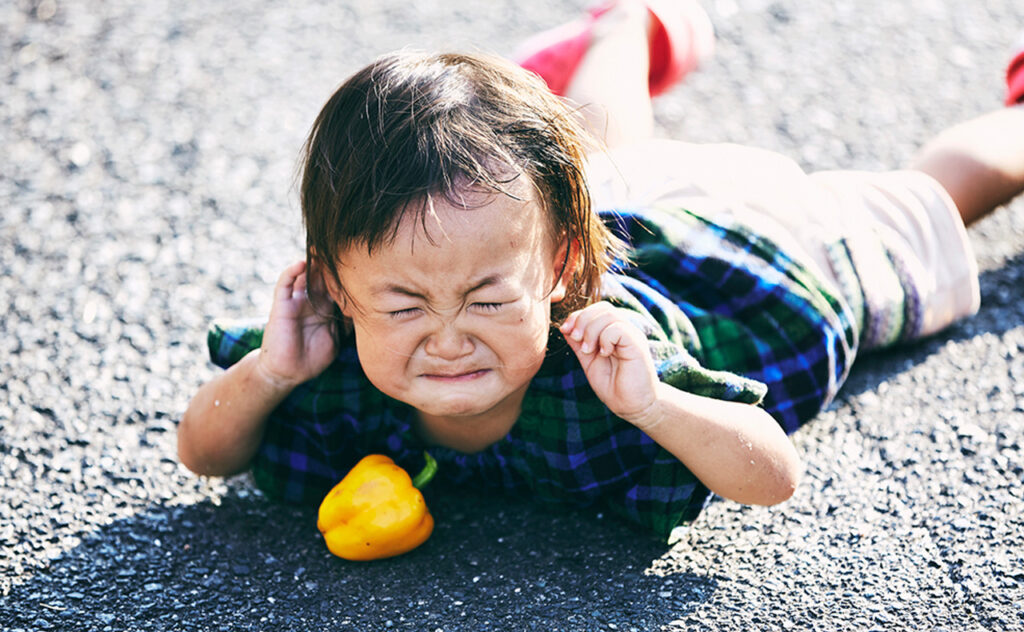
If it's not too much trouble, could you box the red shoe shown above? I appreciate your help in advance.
[515,0,714,97]
[1006,35,1024,105]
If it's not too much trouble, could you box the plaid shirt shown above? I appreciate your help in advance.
[207,205,856,540]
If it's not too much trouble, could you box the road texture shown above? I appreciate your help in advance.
[2,0,1023,630]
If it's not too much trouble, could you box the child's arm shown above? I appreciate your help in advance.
[178,261,338,476]
[559,303,802,506]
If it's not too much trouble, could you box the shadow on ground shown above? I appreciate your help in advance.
[0,485,718,631]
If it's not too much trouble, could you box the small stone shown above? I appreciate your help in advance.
[68,143,92,168]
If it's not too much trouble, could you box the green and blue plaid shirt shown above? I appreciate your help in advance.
[208,205,857,539]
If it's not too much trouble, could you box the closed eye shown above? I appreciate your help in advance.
[471,302,503,312]
[388,307,421,319]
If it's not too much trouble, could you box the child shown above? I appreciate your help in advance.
[179,1,1024,540]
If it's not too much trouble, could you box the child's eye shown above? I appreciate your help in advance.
[471,302,503,313]
[388,308,421,319]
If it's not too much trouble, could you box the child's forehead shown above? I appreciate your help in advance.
[335,190,558,280]
[349,184,555,256]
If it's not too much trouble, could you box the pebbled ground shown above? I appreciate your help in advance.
[2,0,1023,630]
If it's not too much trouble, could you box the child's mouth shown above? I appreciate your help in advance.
[422,369,490,382]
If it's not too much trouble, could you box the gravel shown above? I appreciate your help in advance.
[2,0,1023,630]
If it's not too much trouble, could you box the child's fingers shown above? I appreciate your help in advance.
[581,315,620,355]
[560,302,613,337]
[560,303,610,340]
[292,268,309,299]
[273,260,307,303]
[561,303,651,359]
[595,321,628,356]
[598,320,651,359]
[559,310,579,335]
[562,304,623,354]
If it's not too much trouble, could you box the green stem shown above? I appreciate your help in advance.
[411,451,437,489]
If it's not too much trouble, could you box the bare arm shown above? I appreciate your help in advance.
[178,260,338,476]
[626,382,801,505]
[178,349,296,476]
[559,303,802,505]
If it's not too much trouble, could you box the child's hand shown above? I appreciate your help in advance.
[257,260,338,389]
[559,303,660,426]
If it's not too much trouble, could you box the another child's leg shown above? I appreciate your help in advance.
[911,105,1024,227]
[562,3,656,149]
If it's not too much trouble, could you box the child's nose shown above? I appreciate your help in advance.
[424,323,474,360]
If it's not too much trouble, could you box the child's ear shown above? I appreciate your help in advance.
[324,276,354,318]
[309,258,349,316]
[549,236,580,304]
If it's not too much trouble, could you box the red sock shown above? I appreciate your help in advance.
[1006,49,1024,106]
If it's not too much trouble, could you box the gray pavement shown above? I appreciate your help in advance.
[2,0,1023,630]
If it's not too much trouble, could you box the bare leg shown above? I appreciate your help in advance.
[562,3,654,150]
[911,104,1024,226]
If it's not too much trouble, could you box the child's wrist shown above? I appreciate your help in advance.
[619,383,668,431]
[248,348,302,393]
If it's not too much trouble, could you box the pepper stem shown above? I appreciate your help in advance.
[411,451,437,489]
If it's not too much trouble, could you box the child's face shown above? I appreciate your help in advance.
[328,182,571,436]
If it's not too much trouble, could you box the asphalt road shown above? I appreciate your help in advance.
[2,0,1023,630]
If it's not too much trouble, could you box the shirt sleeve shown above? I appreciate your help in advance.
[601,205,857,434]
[205,319,416,506]
[206,318,265,368]
[588,277,768,539]
[601,275,768,406]
[601,442,712,540]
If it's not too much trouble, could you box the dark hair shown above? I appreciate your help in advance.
[300,50,623,325]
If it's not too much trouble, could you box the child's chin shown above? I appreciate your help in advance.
[418,397,494,419]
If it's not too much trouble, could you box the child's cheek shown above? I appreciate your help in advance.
[491,299,532,322]
[358,318,420,351]
[486,300,545,336]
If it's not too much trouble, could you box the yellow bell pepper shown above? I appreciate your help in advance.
[317,452,437,561]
